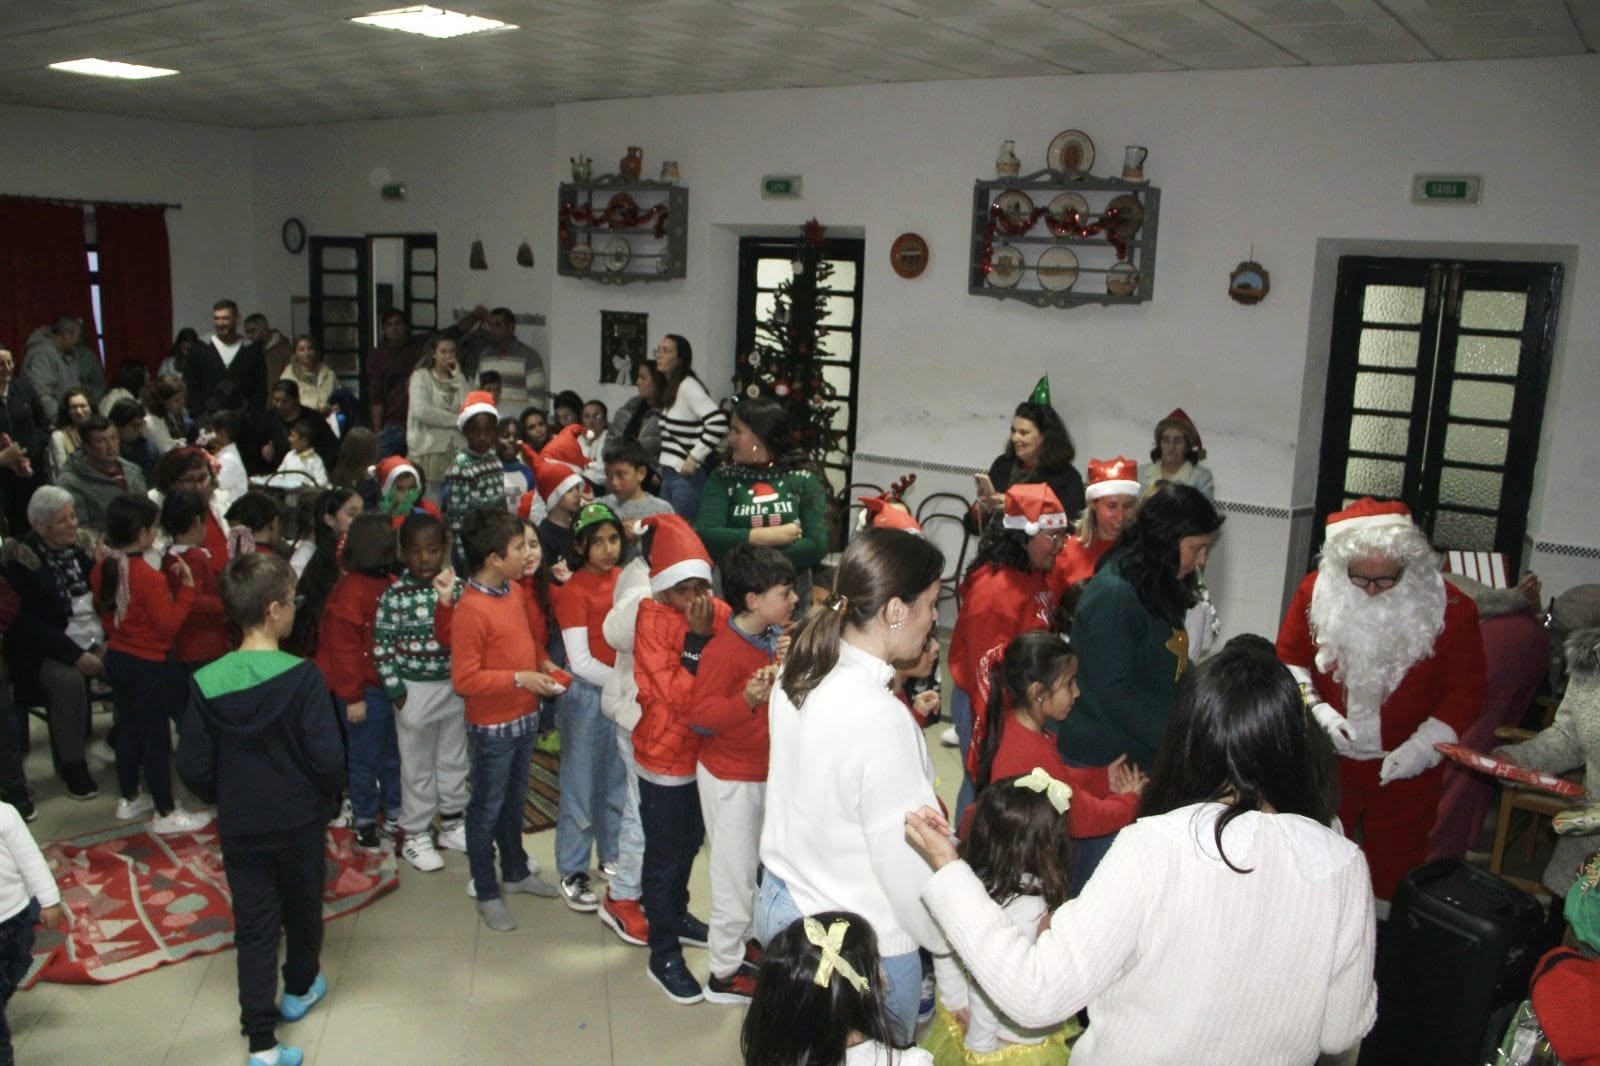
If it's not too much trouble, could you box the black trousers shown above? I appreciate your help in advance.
[222,824,325,1052]
[104,650,175,812]
[638,778,704,962]
[0,899,38,1066]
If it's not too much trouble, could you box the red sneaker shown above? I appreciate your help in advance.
[704,968,757,1005]
[599,890,649,946]
[741,938,764,972]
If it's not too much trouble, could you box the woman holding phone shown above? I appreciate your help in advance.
[968,378,1085,533]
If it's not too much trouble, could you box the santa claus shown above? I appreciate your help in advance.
[1276,498,1484,899]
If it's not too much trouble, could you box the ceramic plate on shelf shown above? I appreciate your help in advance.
[604,237,631,272]
[992,190,1035,235]
[987,244,1024,288]
[1106,261,1139,296]
[1036,247,1079,291]
[1047,129,1095,175]
[1045,192,1090,236]
[568,243,594,270]
[1106,194,1144,239]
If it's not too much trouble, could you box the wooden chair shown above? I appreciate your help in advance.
[1487,725,1581,897]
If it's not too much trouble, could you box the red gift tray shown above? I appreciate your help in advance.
[1435,742,1586,799]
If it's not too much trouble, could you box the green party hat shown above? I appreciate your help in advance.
[1028,375,1051,405]
[573,501,619,537]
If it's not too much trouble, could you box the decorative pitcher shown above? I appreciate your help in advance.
[620,146,643,179]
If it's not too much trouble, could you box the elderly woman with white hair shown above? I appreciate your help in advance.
[0,485,105,800]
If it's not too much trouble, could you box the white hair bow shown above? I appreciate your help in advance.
[1013,767,1073,814]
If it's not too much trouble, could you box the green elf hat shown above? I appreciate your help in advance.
[1028,375,1051,405]
[573,501,620,537]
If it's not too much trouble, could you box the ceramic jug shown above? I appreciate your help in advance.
[620,146,643,179]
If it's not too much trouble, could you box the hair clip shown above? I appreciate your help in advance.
[803,917,869,994]
[827,593,850,614]
[1013,767,1073,814]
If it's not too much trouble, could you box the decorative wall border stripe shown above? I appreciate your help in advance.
[1533,541,1600,561]
[1216,501,1292,519]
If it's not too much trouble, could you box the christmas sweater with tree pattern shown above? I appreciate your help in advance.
[373,571,459,701]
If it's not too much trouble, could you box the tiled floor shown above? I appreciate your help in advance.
[11,714,967,1065]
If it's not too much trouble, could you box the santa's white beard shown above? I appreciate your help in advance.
[1309,567,1446,720]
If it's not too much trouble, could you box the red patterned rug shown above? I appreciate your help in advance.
[24,823,397,987]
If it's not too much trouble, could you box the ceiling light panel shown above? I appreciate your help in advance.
[350,5,517,38]
[48,57,179,79]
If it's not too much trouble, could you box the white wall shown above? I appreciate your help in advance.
[245,54,1600,638]
[0,104,257,341]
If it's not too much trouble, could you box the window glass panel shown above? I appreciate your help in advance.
[1438,466,1503,512]
[1343,457,1405,498]
[321,299,359,325]
[321,246,359,271]
[821,362,852,398]
[1432,509,1497,551]
[1356,329,1419,369]
[1453,335,1519,377]
[755,292,778,326]
[816,329,853,360]
[323,274,358,298]
[411,276,436,300]
[1458,290,1526,332]
[323,352,359,375]
[1447,380,1515,422]
[412,306,438,328]
[1347,414,1410,457]
[1353,372,1416,413]
[824,259,857,292]
[1442,423,1508,466]
[87,251,100,271]
[820,295,855,328]
[1362,284,1424,325]
[323,327,359,352]
[756,259,793,289]
[410,247,436,272]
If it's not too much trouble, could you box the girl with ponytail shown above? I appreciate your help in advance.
[759,528,947,1044]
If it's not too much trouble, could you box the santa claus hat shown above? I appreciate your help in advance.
[534,453,585,510]
[541,423,587,469]
[1162,407,1202,448]
[858,496,923,535]
[638,514,713,593]
[1085,456,1141,502]
[370,456,420,495]
[1325,497,1414,541]
[456,390,499,430]
[1001,483,1069,536]
[516,490,539,520]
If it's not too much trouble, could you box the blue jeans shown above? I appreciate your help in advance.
[466,727,536,902]
[377,423,407,459]
[346,686,401,827]
[659,466,708,522]
[554,678,625,879]
[754,871,923,1045]
[951,686,975,827]
[611,728,646,901]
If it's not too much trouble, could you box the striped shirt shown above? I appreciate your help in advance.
[657,375,728,468]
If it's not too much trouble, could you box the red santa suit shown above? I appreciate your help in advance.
[1276,502,1486,899]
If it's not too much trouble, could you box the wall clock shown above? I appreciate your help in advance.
[282,217,306,255]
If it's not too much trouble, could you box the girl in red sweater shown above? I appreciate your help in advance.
[160,490,231,684]
[316,513,399,850]
[92,494,210,834]
[968,631,1146,855]
[551,502,627,911]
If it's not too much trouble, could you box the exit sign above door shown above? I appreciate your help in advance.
[1411,174,1482,205]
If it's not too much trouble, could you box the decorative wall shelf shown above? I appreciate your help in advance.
[558,175,687,285]
[969,168,1159,308]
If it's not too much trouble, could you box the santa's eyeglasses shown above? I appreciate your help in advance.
[1347,569,1403,591]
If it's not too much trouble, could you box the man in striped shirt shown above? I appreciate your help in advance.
[458,307,548,416]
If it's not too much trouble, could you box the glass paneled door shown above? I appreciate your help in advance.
[308,237,370,405]
[1313,257,1561,572]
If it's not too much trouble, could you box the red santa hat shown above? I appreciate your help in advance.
[858,496,923,535]
[1163,407,1202,448]
[1324,497,1414,541]
[541,423,587,469]
[638,514,713,593]
[1001,483,1069,536]
[456,390,499,430]
[370,455,421,495]
[1084,456,1141,502]
[516,490,540,520]
[534,453,585,510]
[750,481,780,505]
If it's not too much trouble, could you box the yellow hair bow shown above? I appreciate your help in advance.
[1013,767,1073,814]
[803,917,869,994]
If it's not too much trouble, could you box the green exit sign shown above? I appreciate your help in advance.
[1412,173,1481,205]
[761,174,802,199]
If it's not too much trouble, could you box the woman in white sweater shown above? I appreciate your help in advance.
[906,637,1378,1066]
[405,335,467,497]
[759,527,948,1044]
[651,334,728,520]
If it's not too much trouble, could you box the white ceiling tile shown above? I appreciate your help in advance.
[1568,0,1600,48]
[1253,19,1436,62]
[1202,0,1391,24]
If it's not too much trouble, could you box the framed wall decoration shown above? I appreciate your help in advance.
[600,310,649,385]
[890,233,929,279]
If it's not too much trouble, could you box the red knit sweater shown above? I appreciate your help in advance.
[316,571,392,701]
[164,545,229,664]
[451,581,550,727]
[689,623,773,782]
[92,555,195,662]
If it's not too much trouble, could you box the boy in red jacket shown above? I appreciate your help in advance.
[451,508,565,931]
[631,514,730,1005]
[689,544,796,1004]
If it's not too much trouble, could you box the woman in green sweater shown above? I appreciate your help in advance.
[694,396,829,594]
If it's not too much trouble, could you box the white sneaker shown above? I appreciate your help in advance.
[330,798,353,828]
[401,834,444,872]
[939,726,959,748]
[151,807,213,835]
[436,821,467,853]
[116,793,154,821]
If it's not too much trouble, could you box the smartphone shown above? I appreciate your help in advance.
[974,472,995,497]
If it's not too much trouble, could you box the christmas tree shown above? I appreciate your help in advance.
[736,218,845,467]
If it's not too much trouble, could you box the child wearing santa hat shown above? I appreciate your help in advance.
[530,451,590,572]
[443,391,511,570]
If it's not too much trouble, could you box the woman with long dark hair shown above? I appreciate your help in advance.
[613,359,666,461]
[653,334,729,520]
[969,382,1085,532]
[906,638,1374,1065]
[757,528,946,1044]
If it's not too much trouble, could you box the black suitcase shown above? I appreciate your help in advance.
[1359,858,1551,1066]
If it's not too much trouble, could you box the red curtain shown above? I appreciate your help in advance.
[95,203,172,380]
[0,197,94,364]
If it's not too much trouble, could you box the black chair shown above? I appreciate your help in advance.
[916,492,974,610]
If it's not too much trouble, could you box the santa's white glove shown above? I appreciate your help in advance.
[1379,717,1456,786]
[1309,702,1355,755]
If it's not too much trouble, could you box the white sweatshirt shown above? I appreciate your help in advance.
[932,891,1056,1053]
[760,640,947,957]
[0,804,60,922]
[922,803,1377,1066]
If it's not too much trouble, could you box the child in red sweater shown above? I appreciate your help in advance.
[91,494,210,834]
[315,512,399,851]
[452,509,565,931]
[161,490,231,687]
[552,502,626,912]
[689,544,796,1004]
